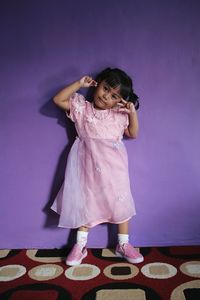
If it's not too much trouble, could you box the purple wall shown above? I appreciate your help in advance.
[1,0,200,248]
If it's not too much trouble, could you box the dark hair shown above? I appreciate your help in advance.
[95,68,139,110]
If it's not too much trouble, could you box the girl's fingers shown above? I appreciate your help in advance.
[91,80,98,86]
[80,76,97,87]
[84,76,91,82]
[118,108,130,114]
[117,100,129,107]
[120,98,127,104]
[87,77,93,83]
[130,102,136,112]
[117,102,125,107]
[119,100,136,112]
[117,102,136,114]
[85,77,97,86]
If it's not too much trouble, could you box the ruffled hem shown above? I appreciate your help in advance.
[55,214,136,229]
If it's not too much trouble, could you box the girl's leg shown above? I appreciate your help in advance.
[118,220,129,234]
[77,226,89,249]
[116,220,144,264]
[66,225,89,266]
[79,226,89,232]
[118,221,129,245]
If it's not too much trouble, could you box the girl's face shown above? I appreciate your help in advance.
[93,80,122,110]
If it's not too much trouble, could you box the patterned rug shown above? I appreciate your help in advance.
[0,246,200,300]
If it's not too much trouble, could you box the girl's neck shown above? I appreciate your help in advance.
[92,102,106,110]
[92,103,111,120]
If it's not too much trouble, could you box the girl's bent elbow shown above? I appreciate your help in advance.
[129,129,139,139]
[130,134,137,139]
[125,131,137,139]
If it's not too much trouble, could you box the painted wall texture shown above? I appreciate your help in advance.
[0,0,200,248]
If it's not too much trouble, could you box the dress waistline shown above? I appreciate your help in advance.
[76,136,123,142]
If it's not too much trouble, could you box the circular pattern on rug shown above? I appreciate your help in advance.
[26,249,65,263]
[158,246,200,260]
[28,264,63,281]
[81,282,162,300]
[170,279,200,300]
[0,283,72,300]
[103,262,139,280]
[0,265,26,282]
[141,262,177,279]
[0,250,21,260]
[0,250,10,258]
[180,261,200,278]
[65,264,100,281]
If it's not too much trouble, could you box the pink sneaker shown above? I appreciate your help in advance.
[65,244,88,266]
[115,243,144,264]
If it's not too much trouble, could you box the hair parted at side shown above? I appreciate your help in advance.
[95,67,139,110]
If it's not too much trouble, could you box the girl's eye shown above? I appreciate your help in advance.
[112,94,118,99]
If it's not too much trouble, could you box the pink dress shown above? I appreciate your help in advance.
[51,93,136,228]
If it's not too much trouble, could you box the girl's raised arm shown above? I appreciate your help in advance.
[53,80,81,112]
[117,99,139,139]
[53,76,97,112]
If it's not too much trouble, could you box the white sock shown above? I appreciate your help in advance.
[118,233,129,245]
[77,230,88,249]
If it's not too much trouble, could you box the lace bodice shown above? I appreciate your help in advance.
[67,93,128,140]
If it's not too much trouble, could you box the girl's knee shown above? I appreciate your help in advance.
[79,226,89,232]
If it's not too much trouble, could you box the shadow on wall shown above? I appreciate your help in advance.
[38,69,78,248]
[40,97,77,225]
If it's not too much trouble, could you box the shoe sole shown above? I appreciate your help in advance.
[66,250,88,266]
[115,251,144,264]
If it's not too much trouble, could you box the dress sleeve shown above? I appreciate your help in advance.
[118,112,129,130]
[66,92,86,122]
[123,114,129,129]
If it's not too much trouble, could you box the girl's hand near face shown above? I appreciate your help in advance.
[117,98,136,115]
[79,76,98,88]
[53,76,97,112]
[117,98,138,138]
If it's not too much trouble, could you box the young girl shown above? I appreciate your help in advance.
[51,67,144,266]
